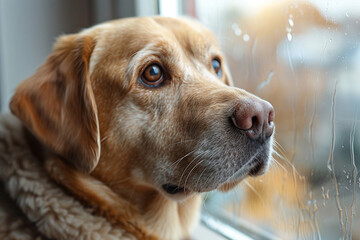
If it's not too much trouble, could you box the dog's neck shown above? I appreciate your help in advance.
[90,167,202,239]
[23,128,202,239]
[44,155,201,240]
[139,191,201,239]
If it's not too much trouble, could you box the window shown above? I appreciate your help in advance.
[1,1,358,239]
[169,0,360,239]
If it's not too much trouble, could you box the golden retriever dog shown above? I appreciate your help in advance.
[9,17,275,239]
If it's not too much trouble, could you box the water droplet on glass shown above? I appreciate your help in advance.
[286,27,292,33]
[243,34,250,42]
[232,23,238,30]
[235,28,242,36]
[287,33,292,41]
[314,202,318,212]
[329,38,332,42]
[346,13,350,18]
[288,18,294,27]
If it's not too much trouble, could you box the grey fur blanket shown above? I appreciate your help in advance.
[0,113,135,240]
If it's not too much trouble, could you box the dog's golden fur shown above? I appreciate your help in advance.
[9,17,274,239]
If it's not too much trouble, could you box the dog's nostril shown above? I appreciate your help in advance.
[251,116,259,128]
[231,112,252,130]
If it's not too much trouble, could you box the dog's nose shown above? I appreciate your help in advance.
[231,98,275,140]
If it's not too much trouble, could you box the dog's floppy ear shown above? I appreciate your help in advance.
[10,34,100,173]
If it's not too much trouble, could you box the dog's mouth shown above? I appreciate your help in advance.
[248,160,267,176]
[162,159,268,196]
[161,142,272,198]
[162,184,185,194]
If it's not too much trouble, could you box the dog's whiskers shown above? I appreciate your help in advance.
[271,152,288,173]
[273,140,288,158]
[177,152,204,191]
[243,179,266,206]
[168,139,195,147]
[195,167,208,192]
[273,139,282,148]
[273,149,298,172]
[272,144,302,177]
[184,159,206,192]
[170,149,196,169]
[197,166,212,210]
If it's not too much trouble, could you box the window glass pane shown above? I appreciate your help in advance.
[185,0,360,239]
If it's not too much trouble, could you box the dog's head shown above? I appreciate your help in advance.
[10,17,274,201]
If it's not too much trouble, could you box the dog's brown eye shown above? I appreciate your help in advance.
[212,58,222,77]
[141,64,163,86]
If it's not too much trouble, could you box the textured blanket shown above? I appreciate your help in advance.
[0,113,136,240]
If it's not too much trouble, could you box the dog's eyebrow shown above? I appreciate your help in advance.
[125,42,185,80]
[125,44,164,80]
